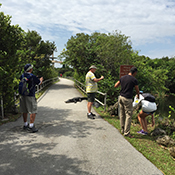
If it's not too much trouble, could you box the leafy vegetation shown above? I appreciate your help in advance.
[57,64,74,77]
[0,7,58,114]
[59,31,175,106]
[157,105,175,140]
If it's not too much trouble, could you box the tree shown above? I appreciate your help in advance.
[0,12,24,111]
[60,30,172,106]
[60,31,134,104]
[146,56,175,93]
[18,30,57,80]
[0,8,57,113]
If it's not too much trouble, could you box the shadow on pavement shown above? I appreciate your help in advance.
[0,144,95,175]
[0,105,104,175]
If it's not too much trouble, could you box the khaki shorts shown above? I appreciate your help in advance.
[87,93,96,102]
[20,96,37,114]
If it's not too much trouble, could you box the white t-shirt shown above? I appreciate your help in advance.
[133,94,157,112]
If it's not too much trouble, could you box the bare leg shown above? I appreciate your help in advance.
[138,114,144,130]
[28,113,38,132]
[30,113,36,124]
[142,117,148,132]
[23,113,28,122]
[138,110,149,132]
[87,102,93,113]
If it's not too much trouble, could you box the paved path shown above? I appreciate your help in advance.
[0,78,163,175]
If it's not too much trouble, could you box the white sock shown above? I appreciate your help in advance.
[24,122,28,126]
[88,113,91,115]
[29,123,34,128]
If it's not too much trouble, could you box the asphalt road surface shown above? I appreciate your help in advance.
[0,78,163,175]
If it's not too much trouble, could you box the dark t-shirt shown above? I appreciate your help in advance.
[119,75,138,99]
[20,72,40,97]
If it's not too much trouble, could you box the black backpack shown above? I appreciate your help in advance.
[142,93,155,102]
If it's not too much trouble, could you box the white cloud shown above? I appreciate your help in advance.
[1,0,175,58]
[140,47,175,59]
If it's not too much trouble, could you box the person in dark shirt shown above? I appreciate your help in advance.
[20,64,43,133]
[114,67,139,138]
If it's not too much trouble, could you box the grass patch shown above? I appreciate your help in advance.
[94,106,175,175]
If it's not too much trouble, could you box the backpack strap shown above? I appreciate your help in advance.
[25,73,32,80]
[24,73,33,92]
[21,73,25,78]
[139,94,145,102]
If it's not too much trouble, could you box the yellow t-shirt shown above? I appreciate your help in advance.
[86,71,98,93]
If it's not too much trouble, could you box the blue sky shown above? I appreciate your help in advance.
[1,0,175,67]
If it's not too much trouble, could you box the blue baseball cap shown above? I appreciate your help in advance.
[24,64,33,72]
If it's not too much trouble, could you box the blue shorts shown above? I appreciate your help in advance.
[143,110,155,115]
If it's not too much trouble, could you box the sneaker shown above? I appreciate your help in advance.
[87,113,95,119]
[124,134,134,138]
[23,124,29,130]
[28,125,38,133]
[91,112,96,116]
[137,129,148,135]
[143,131,148,135]
[137,129,143,134]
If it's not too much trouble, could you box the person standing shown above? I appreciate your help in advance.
[19,64,43,132]
[86,65,104,119]
[114,67,139,138]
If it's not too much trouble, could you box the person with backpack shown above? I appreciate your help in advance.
[19,64,43,133]
[133,91,157,135]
